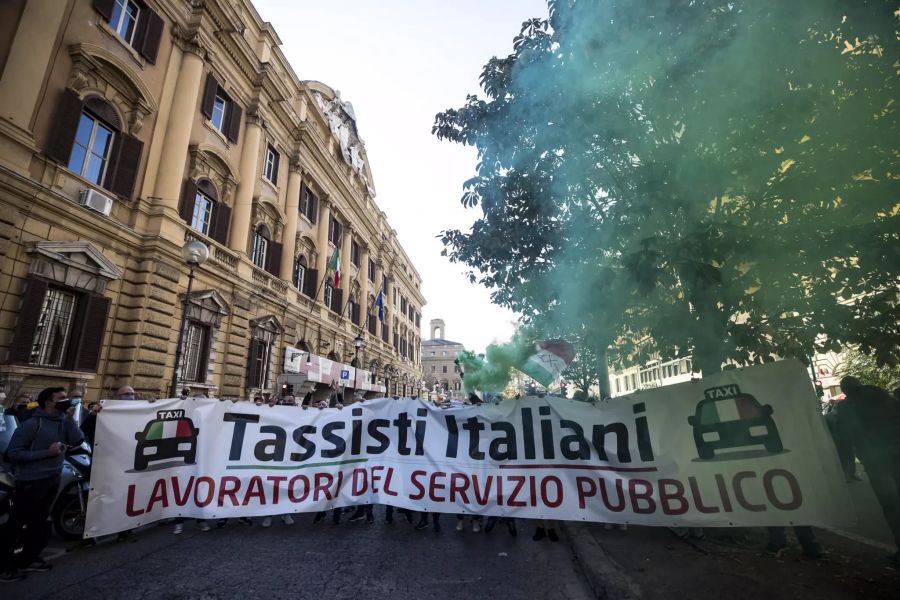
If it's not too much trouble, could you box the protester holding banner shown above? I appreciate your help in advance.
[835,376,900,561]
[415,511,442,532]
[1,387,84,583]
[83,361,852,541]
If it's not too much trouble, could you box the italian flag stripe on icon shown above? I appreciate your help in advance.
[146,420,191,440]
[146,421,164,440]
[735,396,761,418]
[176,420,192,437]
[710,397,760,422]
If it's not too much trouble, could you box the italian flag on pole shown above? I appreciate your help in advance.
[328,247,341,287]
[519,339,576,387]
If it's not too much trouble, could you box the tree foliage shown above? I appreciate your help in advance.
[836,346,900,391]
[434,0,899,375]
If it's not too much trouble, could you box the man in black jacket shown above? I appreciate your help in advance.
[1,387,84,583]
[836,376,900,561]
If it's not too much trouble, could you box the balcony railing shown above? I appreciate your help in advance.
[251,266,289,296]
[184,229,238,273]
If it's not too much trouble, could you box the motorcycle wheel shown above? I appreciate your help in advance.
[52,492,86,540]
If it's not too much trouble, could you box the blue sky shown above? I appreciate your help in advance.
[254,0,549,351]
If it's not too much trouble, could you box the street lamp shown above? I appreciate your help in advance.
[353,333,364,390]
[170,240,209,398]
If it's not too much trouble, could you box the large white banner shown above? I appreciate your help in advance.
[85,360,853,537]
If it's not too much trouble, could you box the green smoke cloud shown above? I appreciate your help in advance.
[456,331,541,393]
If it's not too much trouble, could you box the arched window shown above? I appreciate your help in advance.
[49,90,144,200]
[67,97,121,186]
[251,224,270,269]
[292,255,307,291]
[190,179,218,236]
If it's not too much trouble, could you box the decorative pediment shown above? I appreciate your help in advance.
[182,289,230,327]
[252,196,285,240]
[27,241,123,293]
[67,43,158,134]
[188,144,239,199]
[250,315,283,335]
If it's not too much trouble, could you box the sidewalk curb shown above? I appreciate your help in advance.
[564,523,643,600]
[824,527,895,553]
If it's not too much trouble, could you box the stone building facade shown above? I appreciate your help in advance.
[421,319,465,399]
[0,0,425,401]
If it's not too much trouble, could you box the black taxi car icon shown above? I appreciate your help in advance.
[687,392,782,460]
[134,416,199,471]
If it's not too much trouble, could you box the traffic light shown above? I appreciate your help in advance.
[814,381,824,398]
[281,383,294,396]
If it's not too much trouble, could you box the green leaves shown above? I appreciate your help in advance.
[433,0,900,374]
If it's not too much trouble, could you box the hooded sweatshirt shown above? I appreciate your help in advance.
[7,408,84,481]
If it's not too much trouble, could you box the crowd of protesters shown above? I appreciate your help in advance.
[2,375,899,584]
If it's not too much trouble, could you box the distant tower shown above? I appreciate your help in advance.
[430,319,445,340]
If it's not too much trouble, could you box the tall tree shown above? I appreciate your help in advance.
[434,0,899,376]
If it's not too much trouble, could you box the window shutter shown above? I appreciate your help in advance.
[92,0,115,21]
[211,202,231,245]
[47,89,84,164]
[136,9,164,64]
[352,303,360,325]
[179,178,198,224]
[310,193,318,224]
[201,72,218,119]
[71,294,111,372]
[226,102,242,143]
[246,339,261,388]
[303,268,318,298]
[105,133,143,199]
[267,241,283,277]
[331,289,343,315]
[8,278,48,364]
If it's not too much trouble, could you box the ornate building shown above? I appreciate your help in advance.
[0,0,425,401]
[421,319,465,399]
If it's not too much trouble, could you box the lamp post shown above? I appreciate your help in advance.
[353,333,364,390]
[169,240,209,398]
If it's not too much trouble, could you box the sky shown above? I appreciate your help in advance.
[253,0,549,353]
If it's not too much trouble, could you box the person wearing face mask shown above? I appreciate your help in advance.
[1,387,84,583]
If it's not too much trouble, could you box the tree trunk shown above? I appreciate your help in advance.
[595,345,611,398]
[693,302,728,377]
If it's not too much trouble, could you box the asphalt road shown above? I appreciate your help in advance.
[7,509,595,600]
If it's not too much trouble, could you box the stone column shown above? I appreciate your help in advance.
[0,0,68,134]
[359,244,370,328]
[375,261,385,338]
[153,43,205,211]
[314,198,332,302]
[229,113,263,254]
[381,267,391,343]
[280,163,302,281]
[340,225,352,299]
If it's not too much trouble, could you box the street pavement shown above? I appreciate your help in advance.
[7,510,595,600]
[826,470,894,549]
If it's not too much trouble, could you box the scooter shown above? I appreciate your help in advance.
[51,442,92,540]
